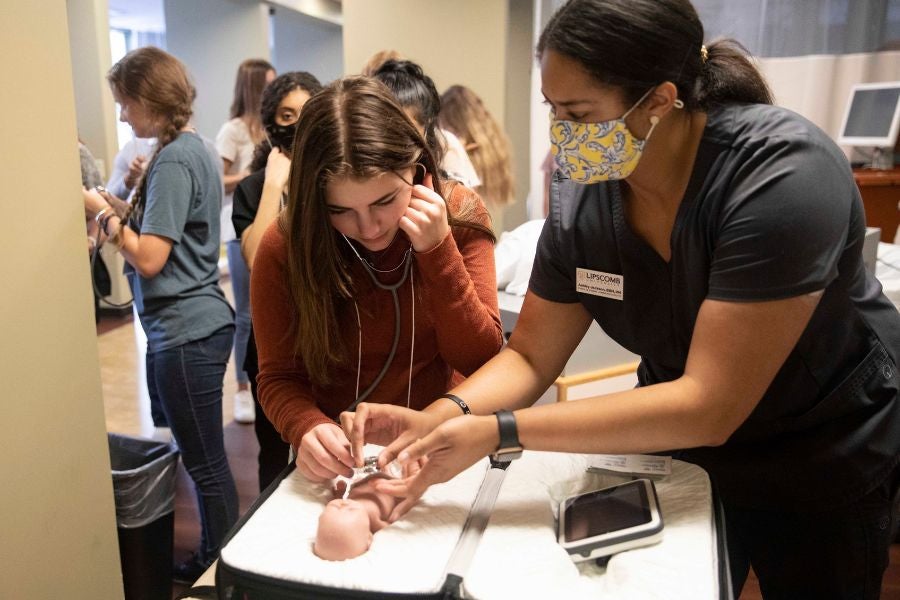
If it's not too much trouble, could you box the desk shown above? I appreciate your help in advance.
[854,167,900,242]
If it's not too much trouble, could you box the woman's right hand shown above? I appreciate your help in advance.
[125,155,148,190]
[339,402,443,469]
[296,422,355,482]
[264,146,292,190]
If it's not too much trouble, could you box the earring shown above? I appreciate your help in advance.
[649,115,660,126]
[674,99,685,109]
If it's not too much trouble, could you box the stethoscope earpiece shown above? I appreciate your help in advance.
[414,162,426,184]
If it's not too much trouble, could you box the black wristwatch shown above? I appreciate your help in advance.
[490,409,523,463]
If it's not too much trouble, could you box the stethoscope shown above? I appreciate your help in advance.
[342,233,415,412]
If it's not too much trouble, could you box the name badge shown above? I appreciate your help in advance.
[576,268,624,301]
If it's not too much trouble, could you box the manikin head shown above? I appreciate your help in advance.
[314,498,373,560]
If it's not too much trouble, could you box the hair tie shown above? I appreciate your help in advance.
[700,44,709,64]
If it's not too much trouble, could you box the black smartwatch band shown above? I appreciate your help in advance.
[491,409,523,463]
[439,393,471,415]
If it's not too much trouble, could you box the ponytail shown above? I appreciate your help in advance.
[694,38,773,109]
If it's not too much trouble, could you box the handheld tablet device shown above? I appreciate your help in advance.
[557,478,664,562]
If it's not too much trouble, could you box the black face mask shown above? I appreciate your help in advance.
[266,121,298,153]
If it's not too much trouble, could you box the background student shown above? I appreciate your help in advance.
[439,84,515,209]
[216,58,276,425]
[83,46,238,582]
[232,70,323,491]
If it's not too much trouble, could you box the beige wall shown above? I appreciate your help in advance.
[0,3,122,598]
[67,0,119,176]
[343,0,509,122]
[343,0,535,231]
[760,51,900,149]
[499,0,533,231]
[165,0,271,140]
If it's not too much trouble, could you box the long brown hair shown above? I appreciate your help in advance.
[439,85,515,206]
[107,46,195,232]
[230,58,275,144]
[282,76,493,385]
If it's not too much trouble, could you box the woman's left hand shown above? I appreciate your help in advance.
[83,187,109,219]
[399,172,450,253]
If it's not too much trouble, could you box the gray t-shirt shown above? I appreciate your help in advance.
[126,132,233,352]
[531,103,900,510]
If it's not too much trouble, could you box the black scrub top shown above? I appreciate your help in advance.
[233,169,267,378]
[530,102,900,511]
[232,169,266,241]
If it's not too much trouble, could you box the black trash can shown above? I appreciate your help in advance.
[108,433,179,600]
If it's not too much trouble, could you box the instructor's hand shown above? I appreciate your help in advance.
[297,423,355,482]
[373,415,499,522]
[339,402,443,468]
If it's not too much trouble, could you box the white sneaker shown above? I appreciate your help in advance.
[233,389,256,424]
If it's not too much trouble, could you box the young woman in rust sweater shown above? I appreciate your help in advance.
[250,77,503,482]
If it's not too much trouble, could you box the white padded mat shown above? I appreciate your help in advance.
[220,450,719,599]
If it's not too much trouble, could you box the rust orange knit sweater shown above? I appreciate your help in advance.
[250,185,503,450]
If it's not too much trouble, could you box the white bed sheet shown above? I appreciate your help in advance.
[877,242,900,310]
[220,450,719,599]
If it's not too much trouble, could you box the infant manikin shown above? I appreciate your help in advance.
[314,467,403,561]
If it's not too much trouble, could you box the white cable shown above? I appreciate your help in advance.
[407,267,415,409]
[353,300,362,403]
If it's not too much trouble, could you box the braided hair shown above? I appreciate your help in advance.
[107,47,196,232]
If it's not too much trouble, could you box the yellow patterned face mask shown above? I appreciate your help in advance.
[550,88,658,183]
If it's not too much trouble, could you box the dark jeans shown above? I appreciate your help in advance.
[249,373,291,492]
[245,327,291,492]
[146,325,239,566]
[726,467,899,600]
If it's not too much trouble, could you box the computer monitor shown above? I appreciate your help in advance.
[838,81,900,170]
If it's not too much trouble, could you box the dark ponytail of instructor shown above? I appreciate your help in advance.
[537,0,773,109]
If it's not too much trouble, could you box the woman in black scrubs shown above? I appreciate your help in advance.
[342,0,900,597]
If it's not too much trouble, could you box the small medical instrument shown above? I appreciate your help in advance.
[338,456,401,499]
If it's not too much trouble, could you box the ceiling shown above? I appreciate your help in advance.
[104,0,343,32]
[107,0,166,33]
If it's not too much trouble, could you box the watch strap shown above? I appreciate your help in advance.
[439,393,471,415]
[491,409,522,462]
